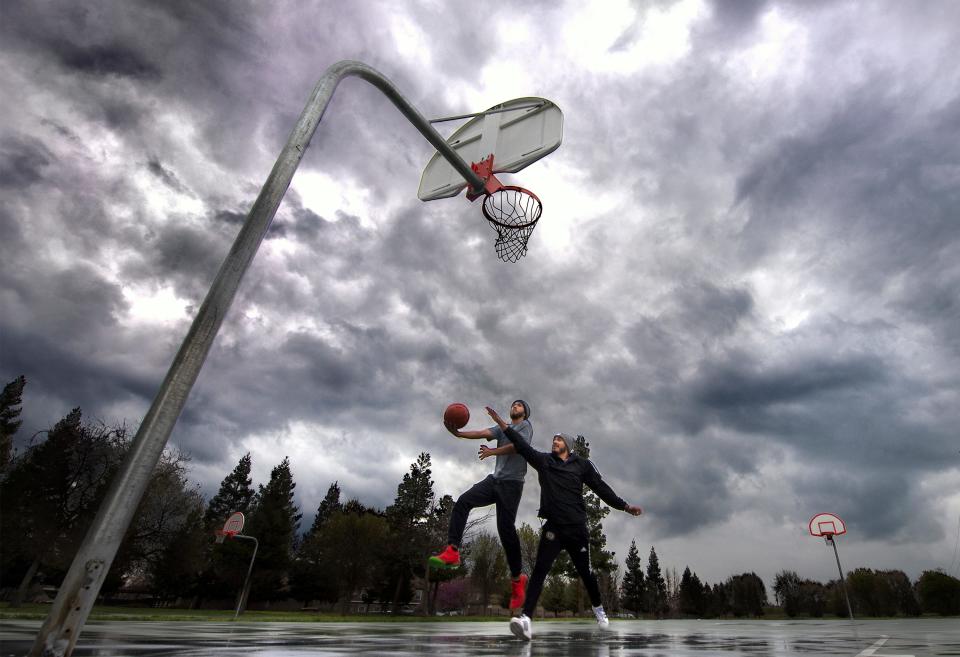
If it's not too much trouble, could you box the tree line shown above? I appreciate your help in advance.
[2,375,959,616]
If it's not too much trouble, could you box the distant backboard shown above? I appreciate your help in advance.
[223,511,245,535]
[808,512,846,537]
[418,97,563,201]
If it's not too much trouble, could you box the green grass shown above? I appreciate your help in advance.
[0,603,513,623]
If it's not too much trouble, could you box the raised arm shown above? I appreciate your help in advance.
[584,461,643,516]
[485,406,546,469]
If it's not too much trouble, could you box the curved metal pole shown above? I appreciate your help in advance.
[32,60,485,657]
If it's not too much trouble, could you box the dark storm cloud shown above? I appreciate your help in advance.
[147,158,191,195]
[116,220,233,304]
[1,326,156,423]
[51,41,161,80]
[0,135,54,188]
[214,210,246,226]
[691,353,886,411]
[1,2,157,80]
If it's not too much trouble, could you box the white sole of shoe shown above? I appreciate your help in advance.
[509,618,531,641]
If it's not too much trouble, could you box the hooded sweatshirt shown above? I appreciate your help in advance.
[503,425,627,525]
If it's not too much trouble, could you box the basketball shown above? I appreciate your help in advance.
[444,402,470,429]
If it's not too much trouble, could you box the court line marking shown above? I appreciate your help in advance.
[855,635,914,657]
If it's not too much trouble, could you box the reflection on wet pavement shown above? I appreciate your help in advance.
[2,618,957,656]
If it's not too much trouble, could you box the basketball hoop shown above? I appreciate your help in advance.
[466,156,542,263]
[216,511,245,543]
[807,512,855,622]
[215,529,238,544]
[418,97,562,263]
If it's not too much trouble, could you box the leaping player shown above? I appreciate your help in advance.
[431,399,533,611]
[485,405,642,641]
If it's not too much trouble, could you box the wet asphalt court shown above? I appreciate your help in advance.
[2,618,957,656]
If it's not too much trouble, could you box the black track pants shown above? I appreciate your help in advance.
[448,475,524,578]
[523,521,602,617]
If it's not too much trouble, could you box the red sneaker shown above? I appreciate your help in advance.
[509,573,528,609]
[429,544,460,569]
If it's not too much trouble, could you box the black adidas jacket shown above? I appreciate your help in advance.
[504,426,627,525]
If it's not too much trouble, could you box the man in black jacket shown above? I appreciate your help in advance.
[486,406,642,641]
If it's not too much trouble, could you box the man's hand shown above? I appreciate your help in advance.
[625,504,643,516]
[478,445,496,460]
[444,420,462,437]
[485,406,507,429]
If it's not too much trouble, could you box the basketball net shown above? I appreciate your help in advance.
[468,156,541,263]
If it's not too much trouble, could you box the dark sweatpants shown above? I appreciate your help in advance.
[448,475,524,578]
[523,521,602,617]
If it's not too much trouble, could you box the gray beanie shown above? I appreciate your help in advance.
[513,399,531,420]
[554,433,575,453]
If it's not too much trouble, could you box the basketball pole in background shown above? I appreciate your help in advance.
[31,60,491,657]
[808,512,855,623]
[825,534,855,623]
[214,513,258,620]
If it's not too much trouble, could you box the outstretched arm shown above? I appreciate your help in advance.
[485,406,545,469]
[443,423,495,440]
[584,461,643,516]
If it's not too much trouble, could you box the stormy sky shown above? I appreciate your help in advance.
[2,0,959,589]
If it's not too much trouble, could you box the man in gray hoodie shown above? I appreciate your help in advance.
[430,399,533,610]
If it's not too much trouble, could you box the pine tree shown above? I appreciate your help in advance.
[0,375,26,467]
[202,454,257,603]
[645,546,668,618]
[204,453,255,529]
[621,539,646,616]
[381,452,437,612]
[309,481,342,535]
[678,566,706,616]
[246,457,302,603]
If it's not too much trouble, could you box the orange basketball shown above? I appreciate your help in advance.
[443,402,470,429]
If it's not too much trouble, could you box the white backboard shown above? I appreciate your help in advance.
[223,511,245,534]
[808,512,846,537]
[418,97,563,201]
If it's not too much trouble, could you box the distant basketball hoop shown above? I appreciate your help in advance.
[215,511,245,544]
[808,512,855,622]
[808,511,847,542]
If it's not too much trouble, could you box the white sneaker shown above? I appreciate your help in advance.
[593,605,610,630]
[510,614,532,641]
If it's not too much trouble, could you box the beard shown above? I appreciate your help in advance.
[510,409,523,421]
